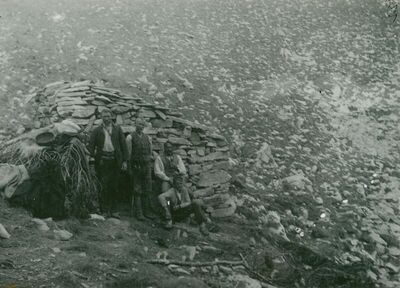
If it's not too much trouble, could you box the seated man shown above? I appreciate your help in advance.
[154,143,209,235]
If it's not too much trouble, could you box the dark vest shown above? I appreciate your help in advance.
[162,155,179,178]
[131,132,151,164]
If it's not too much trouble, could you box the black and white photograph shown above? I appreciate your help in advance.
[0,0,399,287]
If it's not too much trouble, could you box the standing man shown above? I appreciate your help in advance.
[130,118,155,220]
[89,109,128,215]
[154,143,210,235]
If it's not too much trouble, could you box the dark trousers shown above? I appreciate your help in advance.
[172,201,207,225]
[96,158,119,213]
[131,162,155,217]
[132,163,152,196]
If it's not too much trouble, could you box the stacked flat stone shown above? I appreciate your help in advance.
[27,80,235,218]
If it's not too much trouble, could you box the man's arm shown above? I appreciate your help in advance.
[176,155,187,175]
[126,134,132,159]
[148,135,153,158]
[118,126,129,162]
[154,155,170,182]
[88,128,97,157]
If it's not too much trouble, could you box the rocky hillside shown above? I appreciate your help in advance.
[0,0,400,287]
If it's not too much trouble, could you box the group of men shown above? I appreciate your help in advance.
[88,109,211,235]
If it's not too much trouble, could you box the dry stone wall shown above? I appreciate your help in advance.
[27,80,235,217]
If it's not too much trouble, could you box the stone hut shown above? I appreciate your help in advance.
[26,80,236,217]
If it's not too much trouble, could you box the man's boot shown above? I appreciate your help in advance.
[199,223,210,236]
[134,195,145,221]
[142,196,156,220]
[162,206,173,230]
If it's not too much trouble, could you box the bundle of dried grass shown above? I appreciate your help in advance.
[59,136,99,218]
[0,134,99,218]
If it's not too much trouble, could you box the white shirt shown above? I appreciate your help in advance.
[154,153,187,181]
[102,124,115,152]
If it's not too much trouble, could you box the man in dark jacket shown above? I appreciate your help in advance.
[89,109,128,215]
[129,118,155,220]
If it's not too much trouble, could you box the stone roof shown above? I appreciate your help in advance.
[27,80,236,217]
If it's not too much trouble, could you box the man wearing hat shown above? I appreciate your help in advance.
[89,109,128,215]
[129,118,156,220]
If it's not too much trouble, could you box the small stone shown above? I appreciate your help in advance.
[386,262,399,273]
[315,197,323,205]
[282,174,311,191]
[186,246,197,261]
[155,92,164,100]
[369,231,387,246]
[388,247,400,256]
[183,126,192,137]
[197,147,205,157]
[52,247,61,253]
[228,274,262,288]
[94,95,113,103]
[111,106,130,114]
[32,218,50,231]
[190,132,202,145]
[89,214,106,221]
[0,223,11,239]
[256,142,276,167]
[202,193,231,207]
[54,229,73,241]
[107,218,122,225]
[211,200,236,218]
[162,277,209,288]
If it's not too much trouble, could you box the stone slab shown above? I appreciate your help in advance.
[211,200,236,218]
[56,91,88,98]
[155,109,167,120]
[138,109,157,118]
[188,164,202,176]
[191,151,229,163]
[168,116,211,131]
[61,86,90,93]
[72,106,96,118]
[197,170,231,188]
[168,137,191,146]
[152,118,173,128]
[202,193,231,207]
[95,95,113,104]
[192,187,214,198]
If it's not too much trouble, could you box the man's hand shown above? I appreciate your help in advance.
[179,202,191,209]
[121,161,128,171]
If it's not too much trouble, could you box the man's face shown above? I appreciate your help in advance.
[165,144,173,156]
[136,124,144,134]
[101,112,112,125]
